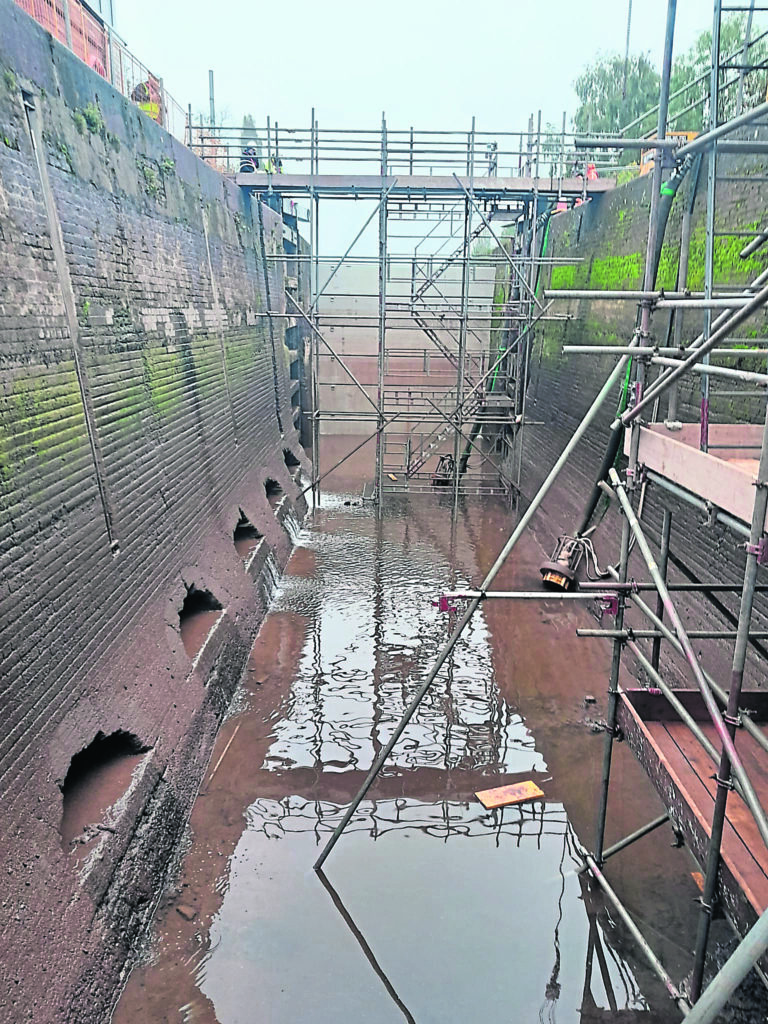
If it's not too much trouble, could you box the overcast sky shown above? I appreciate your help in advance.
[111,2,734,257]
[115,1,719,132]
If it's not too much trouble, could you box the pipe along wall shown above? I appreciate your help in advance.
[0,2,309,1021]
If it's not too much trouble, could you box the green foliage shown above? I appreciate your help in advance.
[160,156,175,174]
[669,14,768,131]
[572,15,768,144]
[3,70,16,92]
[82,102,105,134]
[573,54,660,162]
[81,299,90,320]
[142,164,161,198]
[73,110,86,135]
[58,140,74,173]
[616,164,640,186]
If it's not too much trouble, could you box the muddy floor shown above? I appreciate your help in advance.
[112,440,746,1024]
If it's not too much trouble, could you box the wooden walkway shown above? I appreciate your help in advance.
[619,688,768,940]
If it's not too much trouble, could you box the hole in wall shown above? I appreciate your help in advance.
[283,448,302,485]
[60,730,149,854]
[265,478,284,510]
[179,585,224,659]
[233,508,262,559]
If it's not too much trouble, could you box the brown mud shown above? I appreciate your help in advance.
[112,439,747,1024]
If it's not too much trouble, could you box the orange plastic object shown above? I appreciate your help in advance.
[475,780,545,810]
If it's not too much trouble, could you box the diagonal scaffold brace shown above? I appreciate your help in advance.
[312,340,640,871]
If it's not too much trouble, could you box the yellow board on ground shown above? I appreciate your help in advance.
[475,780,545,810]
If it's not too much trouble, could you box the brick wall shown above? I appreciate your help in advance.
[0,3,308,1020]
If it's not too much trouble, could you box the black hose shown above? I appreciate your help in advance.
[575,156,696,537]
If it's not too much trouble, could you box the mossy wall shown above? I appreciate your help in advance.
[0,3,307,1022]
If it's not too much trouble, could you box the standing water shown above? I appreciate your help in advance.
[113,443,710,1024]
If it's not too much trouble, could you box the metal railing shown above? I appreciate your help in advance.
[189,119,623,182]
[14,0,187,140]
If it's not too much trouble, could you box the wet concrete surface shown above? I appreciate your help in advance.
[233,530,261,560]
[113,440,745,1023]
[181,609,225,661]
[61,749,146,861]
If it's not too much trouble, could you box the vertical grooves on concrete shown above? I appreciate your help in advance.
[257,199,284,435]
[201,201,239,444]
[22,94,117,547]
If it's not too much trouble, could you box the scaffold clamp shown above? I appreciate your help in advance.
[595,593,620,619]
[745,536,768,566]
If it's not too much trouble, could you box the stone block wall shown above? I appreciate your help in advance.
[0,2,307,1020]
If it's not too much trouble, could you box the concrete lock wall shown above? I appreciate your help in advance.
[0,2,308,1021]
[503,141,768,694]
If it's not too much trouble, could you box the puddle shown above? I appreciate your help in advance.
[114,439,708,1023]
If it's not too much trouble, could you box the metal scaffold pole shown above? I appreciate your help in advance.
[593,0,676,864]
[690,399,768,999]
[700,0,722,453]
[375,113,388,505]
[452,117,474,509]
[313,344,637,871]
[309,107,321,506]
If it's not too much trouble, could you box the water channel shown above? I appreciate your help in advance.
[113,443,714,1024]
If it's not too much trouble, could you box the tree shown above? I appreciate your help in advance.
[573,53,660,141]
[240,113,263,158]
[669,14,768,131]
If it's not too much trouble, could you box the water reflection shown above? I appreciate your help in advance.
[194,797,653,1024]
[264,503,544,777]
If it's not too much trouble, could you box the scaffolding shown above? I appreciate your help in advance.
[302,2,768,1020]
[211,118,615,506]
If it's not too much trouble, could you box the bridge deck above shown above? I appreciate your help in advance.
[234,172,616,200]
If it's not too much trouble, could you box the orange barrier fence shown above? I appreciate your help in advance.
[13,0,187,140]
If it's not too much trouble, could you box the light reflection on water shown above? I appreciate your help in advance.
[196,797,649,1024]
[264,504,544,776]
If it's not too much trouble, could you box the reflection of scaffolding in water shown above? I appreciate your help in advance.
[225,118,610,505]
[245,798,655,1020]
[262,506,542,775]
[309,3,768,1020]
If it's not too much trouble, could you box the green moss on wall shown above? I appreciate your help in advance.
[685,221,768,289]
[550,265,575,290]
[142,345,184,417]
[656,243,680,291]
[0,368,88,485]
[589,252,644,290]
